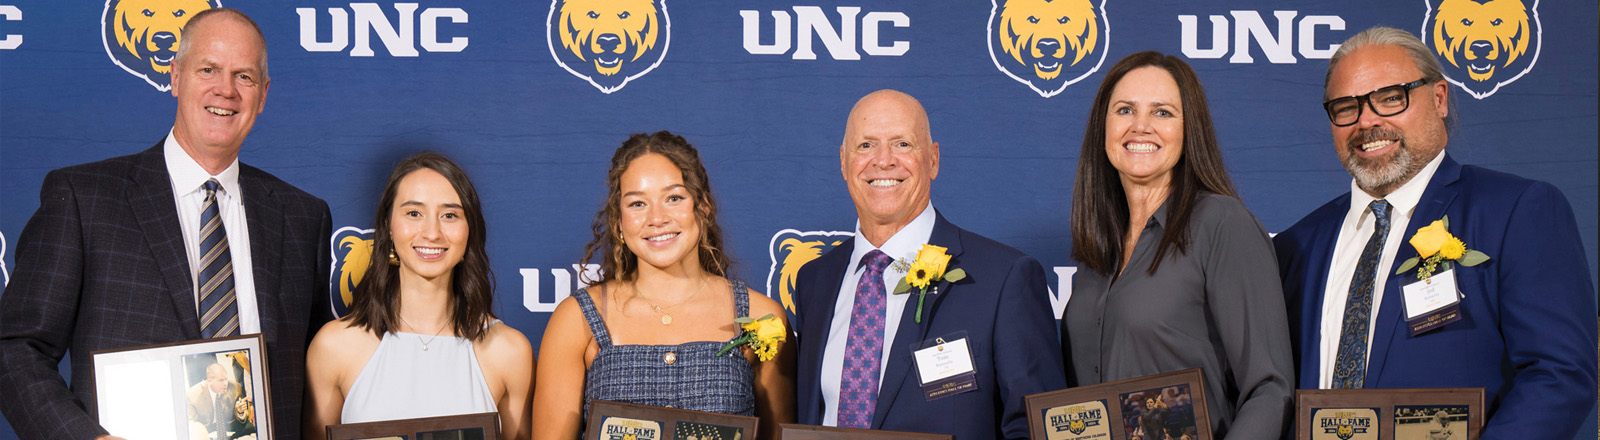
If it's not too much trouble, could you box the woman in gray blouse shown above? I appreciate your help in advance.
[1061,51,1294,439]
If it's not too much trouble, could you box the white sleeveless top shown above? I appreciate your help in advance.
[340,321,500,423]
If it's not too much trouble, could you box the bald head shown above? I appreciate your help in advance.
[843,89,932,145]
[839,89,940,246]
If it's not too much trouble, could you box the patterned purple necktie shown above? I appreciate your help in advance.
[197,179,239,338]
[1332,199,1391,389]
[838,249,894,428]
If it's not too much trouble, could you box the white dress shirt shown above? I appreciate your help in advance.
[820,204,937,426]
[164,131,261,336]
[1317,152,1445,388]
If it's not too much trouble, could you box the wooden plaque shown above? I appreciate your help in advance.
[585,400,758,440]
[1295,388,1484,440]
[1025,368,1212,440]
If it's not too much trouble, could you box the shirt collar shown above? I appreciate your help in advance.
[850,203,938,273]
[164,128,242,199]
[1347,150,1446,220]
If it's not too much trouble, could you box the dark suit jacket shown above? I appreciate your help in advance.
[0,143,332,440]
[1275,154,1597,440]
[793,211,1066,439]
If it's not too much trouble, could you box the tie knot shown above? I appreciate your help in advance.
[203,179,221,197]
[861,249,894,275]
[1370,199,1392,227]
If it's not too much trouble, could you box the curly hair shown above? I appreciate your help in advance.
[580,131,732,284]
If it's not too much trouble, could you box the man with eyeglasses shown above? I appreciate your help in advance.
[1274,27,1595,439]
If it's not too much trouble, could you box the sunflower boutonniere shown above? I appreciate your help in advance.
[1395,215,1489,281]
[715,314,785,361]
[891,244,967,324]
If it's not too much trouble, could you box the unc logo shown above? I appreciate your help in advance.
[987,0,1108,98]
[547,0,670,93]
[766,229,851,314]
[100,0,219,91]
[328,226,375,318]
[1424,0,1540,99]
[1067,418,1087,435]
[1336,424,1355,440]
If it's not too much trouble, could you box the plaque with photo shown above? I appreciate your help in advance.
[91,334,272,440]
[1295,388,1483,440]
[585,400,758,440]
[325,412,497,440]
[776,423,952,440]
[1024,368,1211,440]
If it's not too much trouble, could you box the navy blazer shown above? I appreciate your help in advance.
[792,211,1065,440]
[0,143,332,440]
[1275,154,1597,439]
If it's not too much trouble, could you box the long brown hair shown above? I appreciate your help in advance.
[1071,51,1238,276]
[580,131,732,284]
[347,152,496,341]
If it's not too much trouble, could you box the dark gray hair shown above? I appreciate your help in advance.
[1324,26,1455,130]
[172,8,269,80]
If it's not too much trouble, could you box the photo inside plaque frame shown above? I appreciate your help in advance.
[90,334,272,440]
[777,423,953,440]
[1295,388,1483,440]
[325,411,498,440]
[585,399,758,440]
[1024,368,1211,440]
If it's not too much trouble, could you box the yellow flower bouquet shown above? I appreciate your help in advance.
[715,313,785,361]
[891,244,967,324]
[1395,215,1489,280]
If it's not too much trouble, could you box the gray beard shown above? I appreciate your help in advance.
[1344,141,1418,196]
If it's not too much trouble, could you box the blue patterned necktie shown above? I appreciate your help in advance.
[1332,199,1391,389]
[837,250,894,428]
[197,179,240,338]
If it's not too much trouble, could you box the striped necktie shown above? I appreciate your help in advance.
[1332,199,1391,389]
[197,179,239,338]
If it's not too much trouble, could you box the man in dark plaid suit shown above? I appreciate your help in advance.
[0,8,331,440]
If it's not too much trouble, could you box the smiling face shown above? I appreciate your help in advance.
[618,153,703,273]
[388,168,469,284]
[1326,44,1449,197]
[840,90,940,234]
[169,13,267,167]
[1104,66,1184,190]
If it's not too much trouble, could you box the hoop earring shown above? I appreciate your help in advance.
[388,247,400,266]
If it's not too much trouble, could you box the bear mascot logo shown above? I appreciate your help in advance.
[101,0,219,91]
[1424,0,1540,99]
[766,229,851,315]
[988,0,1108,98]
[328,227,374,318]
[547,0,670,93]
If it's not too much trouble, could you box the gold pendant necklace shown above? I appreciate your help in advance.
[634,277,709,326]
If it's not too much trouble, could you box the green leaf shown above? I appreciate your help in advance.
[1458,250,1490,266]
[943,268,967,282]
[1395,257,1419,275]
[1441,215,1450,229]
[755,313,775,321]
[733,317,754,324]
[893,277,912,294]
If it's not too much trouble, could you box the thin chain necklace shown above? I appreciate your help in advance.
[632,277,709,325]
[398,314,447,351]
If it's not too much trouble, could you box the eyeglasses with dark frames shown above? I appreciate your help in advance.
[1322,78,1432,127]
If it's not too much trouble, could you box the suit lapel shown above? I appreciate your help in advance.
[871,212,964,428]
[1298,196,1349,388]
[1367,155,1462,384]
[800,239,852,422]
[241,167,284,346]
[128,143,204,340]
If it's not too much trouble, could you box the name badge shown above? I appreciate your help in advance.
[1401,268,1464,336]
[911,332,978,401]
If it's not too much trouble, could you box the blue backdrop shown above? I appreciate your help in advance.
[2,0,1595,437]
